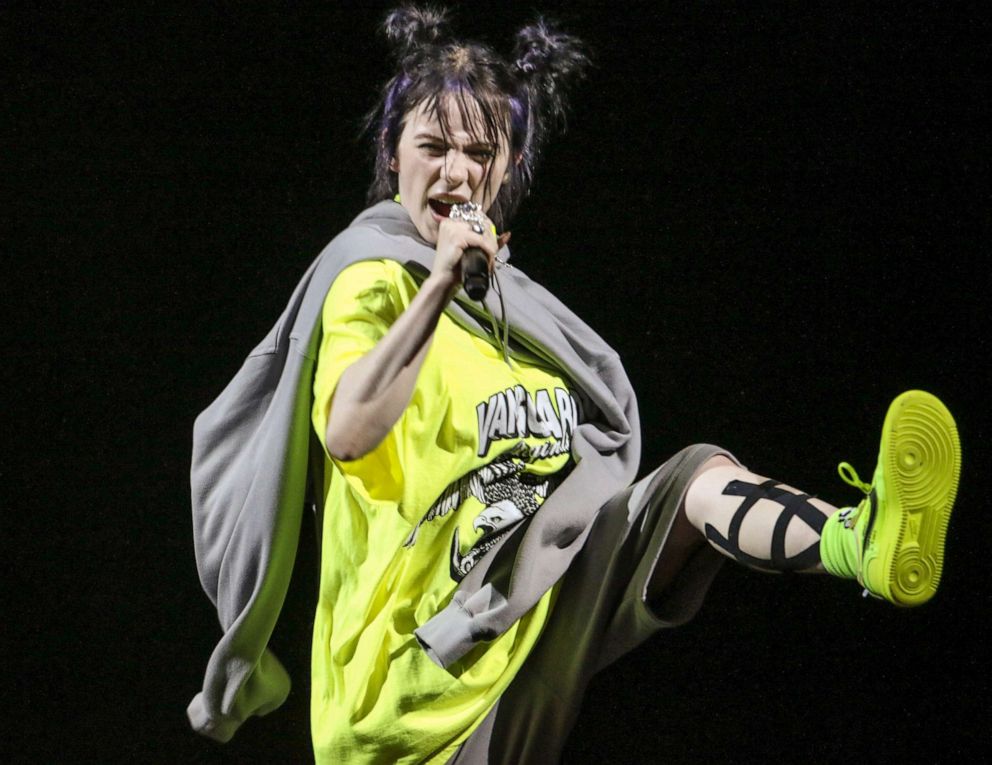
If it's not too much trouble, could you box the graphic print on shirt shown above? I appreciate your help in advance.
[404,385,578,581]
[476,385,580,458]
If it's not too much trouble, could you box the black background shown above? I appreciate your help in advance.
[6,1,990,762]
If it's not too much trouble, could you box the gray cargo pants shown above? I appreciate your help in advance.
[448,443,738,764]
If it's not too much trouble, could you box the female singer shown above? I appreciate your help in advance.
[188,7,961,763]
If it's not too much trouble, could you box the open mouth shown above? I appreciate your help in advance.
[429,199,453,218]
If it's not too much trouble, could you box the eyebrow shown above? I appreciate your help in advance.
[413,131,496,150]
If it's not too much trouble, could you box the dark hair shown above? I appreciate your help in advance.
[365,5,589,230]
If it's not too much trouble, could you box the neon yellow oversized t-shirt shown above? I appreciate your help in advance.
[310,260,579,764]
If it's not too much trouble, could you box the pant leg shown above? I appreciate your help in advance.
[448,444,740,764]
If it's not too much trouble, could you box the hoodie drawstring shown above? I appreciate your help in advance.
[489,265,511,366]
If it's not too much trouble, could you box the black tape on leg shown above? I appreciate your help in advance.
[704,479,827,571]
[769,490,826,570]
[704,479,780,571]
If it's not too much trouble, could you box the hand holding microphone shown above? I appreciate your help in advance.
[449,202,493,301]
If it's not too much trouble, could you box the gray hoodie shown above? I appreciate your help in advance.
[187,201,641,741]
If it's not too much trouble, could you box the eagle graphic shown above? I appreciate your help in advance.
[448,458,550,581]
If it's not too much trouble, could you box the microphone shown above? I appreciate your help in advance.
[462,247,490,300]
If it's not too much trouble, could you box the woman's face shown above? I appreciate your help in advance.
[391,96,510,243]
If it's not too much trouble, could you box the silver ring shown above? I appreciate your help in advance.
[449,201,482,219]
[450,202,488,235]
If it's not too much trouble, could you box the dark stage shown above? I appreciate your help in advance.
[6,1,989,762]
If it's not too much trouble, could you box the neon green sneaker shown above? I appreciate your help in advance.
[819,390,961,606]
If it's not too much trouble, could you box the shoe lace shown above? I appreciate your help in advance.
[838,460,871,493]
[836,461,875,596]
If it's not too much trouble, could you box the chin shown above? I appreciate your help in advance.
[419,212,441,243]
[417,224,438,245]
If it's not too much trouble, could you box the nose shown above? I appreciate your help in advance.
[440,149,469,187]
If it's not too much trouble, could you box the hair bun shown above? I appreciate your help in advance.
[513,18,590,123]
[513,19,590,82]
[383,5,450,59]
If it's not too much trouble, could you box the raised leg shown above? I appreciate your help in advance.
[682,457,839,574]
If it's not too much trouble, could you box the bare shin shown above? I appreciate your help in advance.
[683,460,838,573]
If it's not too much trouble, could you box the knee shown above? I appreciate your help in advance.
[682,451,740,528]
[672,443,737,474]
[694,453,737,477]
[681,445,738,496]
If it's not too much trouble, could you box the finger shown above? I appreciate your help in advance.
[452,217,497,254]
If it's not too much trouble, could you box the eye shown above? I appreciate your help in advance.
[418,143,445,156]
[469,149,495,163]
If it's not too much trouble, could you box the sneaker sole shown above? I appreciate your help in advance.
[869,390,961,606]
